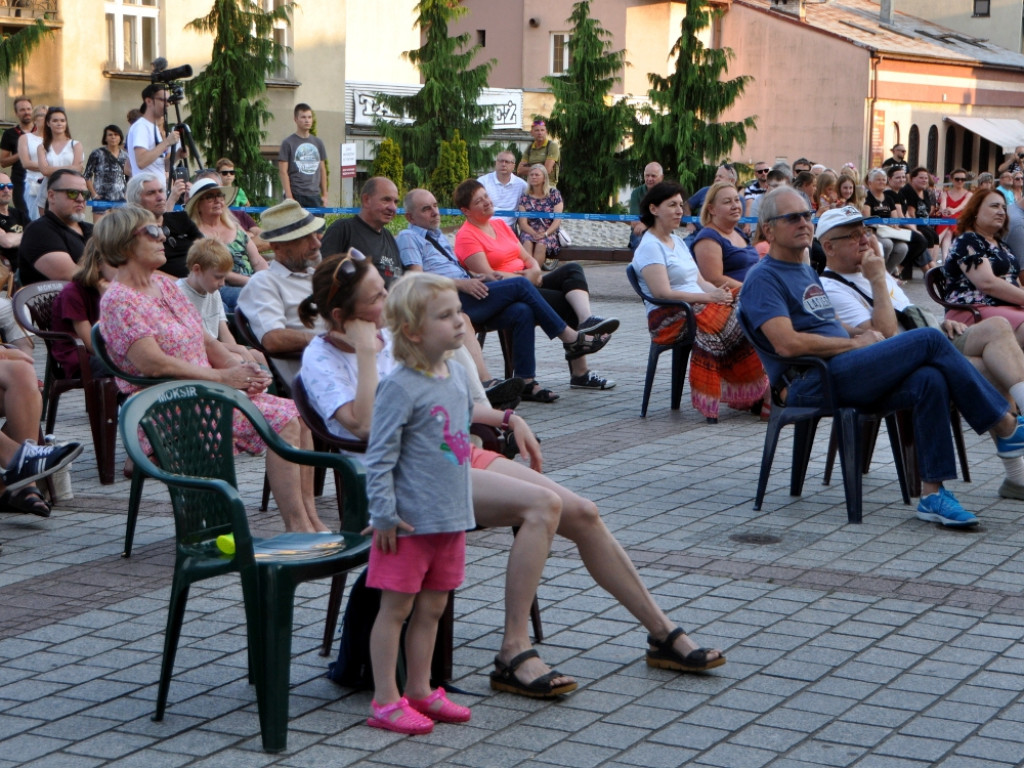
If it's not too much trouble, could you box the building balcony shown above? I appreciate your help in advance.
[0,1,58,22]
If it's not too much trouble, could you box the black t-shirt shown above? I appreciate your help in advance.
[18,210,93,286]
[161,211,204,277]
[0,126,27,187]
[0,206,27,267]
[881,157,908,173]
[321,215,403,286]
[882,189,903,217]
[865,192,895,218]
[898,185,934,220]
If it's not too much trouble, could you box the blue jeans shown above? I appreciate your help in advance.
[220,284,242,313]
[459,277,568,379]
[786,328,1007,483]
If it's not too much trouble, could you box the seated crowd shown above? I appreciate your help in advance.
[9,119,1024,732]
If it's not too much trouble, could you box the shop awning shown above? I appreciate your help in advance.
[944,116,1024,151]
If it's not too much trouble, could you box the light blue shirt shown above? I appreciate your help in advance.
[396,224,470,280]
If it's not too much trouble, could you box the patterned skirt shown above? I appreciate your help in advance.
[648,288,768,420]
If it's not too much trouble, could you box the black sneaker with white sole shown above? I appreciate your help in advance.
[570,371,616,390]
[2,440,84,493]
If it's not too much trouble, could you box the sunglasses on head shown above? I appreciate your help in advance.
[326,249,367,305]
[134,224,170,241]
[767,210,814,225]
[53,188,90,201]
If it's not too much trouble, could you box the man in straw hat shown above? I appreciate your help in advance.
[237,199,326,384]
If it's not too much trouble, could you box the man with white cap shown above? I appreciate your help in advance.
[740,188,1024,528]
[237,199,326,384]
[818,205,1024,501]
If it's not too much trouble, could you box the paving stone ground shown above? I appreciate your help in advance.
[1,262,1022,767]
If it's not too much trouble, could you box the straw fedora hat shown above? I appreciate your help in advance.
[258,199,326,242]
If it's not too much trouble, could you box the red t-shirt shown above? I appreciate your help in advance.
[454,219,525,273]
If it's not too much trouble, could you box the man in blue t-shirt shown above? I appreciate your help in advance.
[740,188,1024,528]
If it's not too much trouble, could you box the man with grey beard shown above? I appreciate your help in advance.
[17,168,92,286]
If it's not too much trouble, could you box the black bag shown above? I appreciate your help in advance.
[326,567,379,689]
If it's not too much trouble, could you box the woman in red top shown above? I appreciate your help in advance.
[453,179,619,397]
[938,169,972,262]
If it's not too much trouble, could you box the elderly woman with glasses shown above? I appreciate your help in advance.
[187,177,268,311]
[95,204,327,533]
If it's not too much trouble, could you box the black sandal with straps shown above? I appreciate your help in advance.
[646,627,726,672]
[563,331,611,361]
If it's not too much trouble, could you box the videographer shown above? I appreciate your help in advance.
[127,83,183,179]
[998,145,1024,177]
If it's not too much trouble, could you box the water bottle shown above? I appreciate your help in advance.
[44,434,73,502]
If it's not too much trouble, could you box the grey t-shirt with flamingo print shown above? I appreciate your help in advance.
[364,359,475,534]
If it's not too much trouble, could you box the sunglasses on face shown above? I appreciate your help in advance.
[952,177,966,182]
[53,188,90,201]
[0,184,12,190]
[220,170,235,176]
[326,249,367,305]
[134,224,170,241]
[767,210,814,225]
[756,168,769,174]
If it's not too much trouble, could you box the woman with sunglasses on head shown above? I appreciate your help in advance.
[187,177,268,312]
[300,253,725,698]
[83,124,129,220]
[937,169,972,262]
[36,107,84,219]
[95,204,327,533]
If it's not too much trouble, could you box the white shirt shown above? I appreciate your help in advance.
[127,117,167,178]
[631,231,702,313]
[820,269,910,329]
[176,278,227,338]
[478,171,527,226]
[236,259,323,384]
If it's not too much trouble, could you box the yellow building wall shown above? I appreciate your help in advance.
[345,0,419,84]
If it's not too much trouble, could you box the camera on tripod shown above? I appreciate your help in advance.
[150,59,202,178]
[151,63,192,106]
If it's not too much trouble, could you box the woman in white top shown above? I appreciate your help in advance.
[36,107,84,219]
[631,181,767,422]
[17,105,47,221]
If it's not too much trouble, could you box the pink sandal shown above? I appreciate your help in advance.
[367,697,434,734]
[407,687,472,723]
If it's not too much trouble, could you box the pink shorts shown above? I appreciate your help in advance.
[367,532,466,594]
[470,445,502,470]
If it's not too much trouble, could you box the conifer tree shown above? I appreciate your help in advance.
[634,0,755,194]
[371,138,406,198]
[186,0,291,204]
[0,20,51,83]
[377,0,494,180]
[430,130,469,207]
[544,1,632,213]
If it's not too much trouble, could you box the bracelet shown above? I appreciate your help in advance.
[501,408,514,430]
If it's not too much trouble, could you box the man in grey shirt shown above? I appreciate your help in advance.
[277,103,327,208]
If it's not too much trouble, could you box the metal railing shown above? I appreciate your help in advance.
[0,0,58,21]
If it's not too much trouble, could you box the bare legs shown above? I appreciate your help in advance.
[0,358,43,471]
[369,589,449,704]
[266,417,327,532]
[479,457,723,685]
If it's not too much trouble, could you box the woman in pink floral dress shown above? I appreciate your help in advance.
[95,205,328,533]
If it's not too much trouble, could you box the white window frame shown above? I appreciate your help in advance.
[550,32,571,75]
[263,0,293,81]
[105,0,160,73]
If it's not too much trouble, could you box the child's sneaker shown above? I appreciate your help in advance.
[916,487,979,528]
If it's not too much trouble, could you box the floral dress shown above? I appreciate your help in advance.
[942,231,1020,307]
[83,146,128,202]
[99,274,297,454]
[518,188,563,255]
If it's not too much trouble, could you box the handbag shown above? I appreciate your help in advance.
[873,224,912,242]
[556,228,572,247]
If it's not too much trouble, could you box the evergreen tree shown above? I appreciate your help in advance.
[634,0,755,194]
[371,138,406,198]
[185,0,291,205]
[0,20,52,82]
[543,1,633,213]
[430,129,469,207]
[377,0,494,180]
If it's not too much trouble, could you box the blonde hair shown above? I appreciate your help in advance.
[700,181,741,227]
[813,170,838,210]
[526,163,552,196]
[186,238,233,272]
[92,205,155,267]
[385,272,458,369]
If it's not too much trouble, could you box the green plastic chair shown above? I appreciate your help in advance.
[119,380,372,753]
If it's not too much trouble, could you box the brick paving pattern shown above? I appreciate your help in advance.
[0,263,1022,767]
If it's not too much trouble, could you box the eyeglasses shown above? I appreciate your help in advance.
[326,249,367,306]
[134,224,169,241]
[767,210,814,225]
[756,168,769,174]
[827,228,868,242]
[220,170,235,176]
[52,188,90,201]
[952,177,966,182]
[0,184,13,191]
